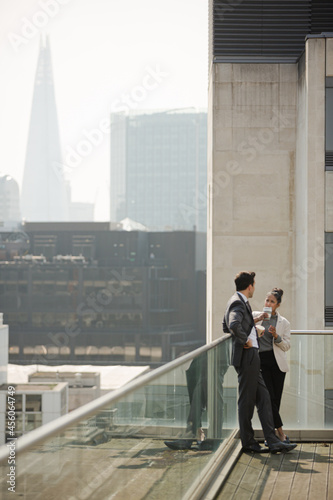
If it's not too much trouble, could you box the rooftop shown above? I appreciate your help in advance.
[7,364,150,392]
[0,383,61,392]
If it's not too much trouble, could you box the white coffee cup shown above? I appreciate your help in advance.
[256,325,265,337]
[263,306,272,319]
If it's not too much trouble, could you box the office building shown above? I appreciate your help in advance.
[207,0,333,338]
[0,379,68,445]
[0,223,206,365]
[110,109,207,231]
[0,322,8,385]
[28,371,100,412]
[0,229,29,261]
[207,0,333,431]
[0,175,21,229]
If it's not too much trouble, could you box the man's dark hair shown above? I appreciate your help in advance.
[234,271,255,291]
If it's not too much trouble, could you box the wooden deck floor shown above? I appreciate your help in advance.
[1,438,331,499]
[216,442,333,500]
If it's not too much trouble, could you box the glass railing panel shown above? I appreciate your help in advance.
[207,338,238,440]
[0,337,238,499]
[252,333,333,431]
[282,334,333,430]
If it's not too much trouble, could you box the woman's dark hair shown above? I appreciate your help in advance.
[235,271,255,291]
[269,288,284,304]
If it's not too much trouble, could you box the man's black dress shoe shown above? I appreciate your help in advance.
[242,442,269,453]
[269,442,297,454]
[164,439,193,450]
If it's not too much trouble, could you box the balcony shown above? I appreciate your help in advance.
[0,331,332,499]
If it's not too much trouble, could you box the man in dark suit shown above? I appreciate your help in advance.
[223,271,297,454]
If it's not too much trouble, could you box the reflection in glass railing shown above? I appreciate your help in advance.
[0,336,238,500]
[2,332,331,498]
[283,334,333,430]
[251,333,333,431]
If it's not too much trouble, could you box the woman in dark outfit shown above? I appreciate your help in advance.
[253,288,291,443]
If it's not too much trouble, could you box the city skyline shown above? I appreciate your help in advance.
[0,0,208,221]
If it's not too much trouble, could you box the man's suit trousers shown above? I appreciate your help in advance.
[235,348,280,448]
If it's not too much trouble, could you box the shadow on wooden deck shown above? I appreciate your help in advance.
[215,442,332,500]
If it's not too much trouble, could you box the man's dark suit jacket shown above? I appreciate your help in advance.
[222,292,255,367]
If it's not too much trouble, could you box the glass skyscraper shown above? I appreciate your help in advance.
[110,109,207,232]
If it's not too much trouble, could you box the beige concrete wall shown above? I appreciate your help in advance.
[207,36,333,435]
[293,52,308,329]
[327,38,333,76]
[206,58,214,342]
[292,38,326,330]
[326,39,333,231]
[326,172,333,230]
[0,325,8,385]
[207,37,332,428]
[207,63,297,341]
[207,38,332,339]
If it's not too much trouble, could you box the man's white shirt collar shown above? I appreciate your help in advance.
[237,292,258,347]
[237,291,247,303]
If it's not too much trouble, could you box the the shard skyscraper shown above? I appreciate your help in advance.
[21,35,69,221]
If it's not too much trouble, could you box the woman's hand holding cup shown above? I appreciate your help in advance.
[263,306,272,319]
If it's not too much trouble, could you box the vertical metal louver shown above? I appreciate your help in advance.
[213,0,333,63]
[325,152,333,170]
[325,306,333,324]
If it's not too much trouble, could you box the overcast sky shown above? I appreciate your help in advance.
[0,0,208,220]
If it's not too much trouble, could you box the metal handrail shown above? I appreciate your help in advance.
[0,334,231,462]
[291,330,333,335]
[1,329,332,463]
